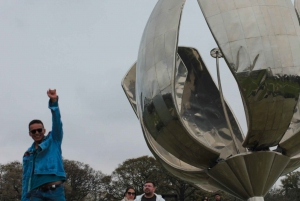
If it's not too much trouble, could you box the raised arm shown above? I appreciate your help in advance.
[47,89,63,142]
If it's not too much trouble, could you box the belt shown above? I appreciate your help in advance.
[38,181,63,192]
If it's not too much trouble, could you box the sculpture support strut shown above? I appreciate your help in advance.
[211,48,240,154]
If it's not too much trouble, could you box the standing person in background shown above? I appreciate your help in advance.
[214,193,222,201]
[22,89,66,201]
[121,187,136,201]
[135,181,165,201]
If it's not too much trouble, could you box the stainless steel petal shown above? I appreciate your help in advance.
[281,154,300,176]
[279,1,300,157]
[280,96,300,156]
[295,0,300,22]
[121,63,137,116]
[207,152,289,200]
[197,0,300,150]
[136,0,220,169]
[141,119,216,191]
[122,1,300,201]
[176,47,246,159]
[141,115,243,195]
[207,160,250,200]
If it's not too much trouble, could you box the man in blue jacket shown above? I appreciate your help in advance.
[22,89,66,201]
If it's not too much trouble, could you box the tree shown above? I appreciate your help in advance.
[104,155,205,201]
[265,188,285,201]
[263,172,300,201]
[63,159,105,201]
[0,161,22,201]
[85,172,109,201]
[281,172,300,194]
[106,156,163,199]
[160,169,202,201]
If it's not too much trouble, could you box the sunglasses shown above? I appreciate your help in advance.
[127,192,135,196]
[30,128,43,134]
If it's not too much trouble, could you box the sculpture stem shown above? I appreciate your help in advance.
[216,51,240,154]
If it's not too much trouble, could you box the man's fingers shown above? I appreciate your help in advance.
[48,89,56,94]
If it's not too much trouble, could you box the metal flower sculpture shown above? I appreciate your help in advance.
[122,1,300,200]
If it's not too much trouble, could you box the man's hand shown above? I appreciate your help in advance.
[47,89,58,102]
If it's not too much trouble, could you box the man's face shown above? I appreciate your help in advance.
[143,182,156,196]
[29,123,45,144]
[215,195,221,201]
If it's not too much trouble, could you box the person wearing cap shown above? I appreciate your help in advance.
[22,89,66,201]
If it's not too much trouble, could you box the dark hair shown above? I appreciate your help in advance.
[144,181,156,187]
[124,187,136,199]
[28,119,44,131]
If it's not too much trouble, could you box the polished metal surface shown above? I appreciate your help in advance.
[207,152,289,200]
[122,0,300,201]
[277,0,300,159]
[281,154,300,176]
[176,47,245,159]
[296,0,300,21]
[198,0,300,150]
[122,62,137,116]
[135,0,224,169]
[247,198,264,201]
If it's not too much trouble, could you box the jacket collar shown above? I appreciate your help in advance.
[26,133,50,152]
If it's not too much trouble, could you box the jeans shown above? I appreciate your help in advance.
[27,185,66,201]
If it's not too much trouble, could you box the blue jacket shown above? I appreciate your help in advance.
[22,100,66,201]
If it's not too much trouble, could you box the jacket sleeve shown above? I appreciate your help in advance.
[49,98,63,142]
[21,192,30,201]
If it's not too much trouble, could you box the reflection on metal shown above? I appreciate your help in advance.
[211,48,240,154]
[122,0,300,201]
[122,63,137,116]
[197,0,300,150]
[281,154,300,176]
[207,152,289,200]
[248,198,264,201]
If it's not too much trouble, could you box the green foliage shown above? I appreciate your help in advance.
[2,156,299,201]
[104,155,203,201]
[63,159,105,201]
[106,155,162,199]
[0,161,23,201]
[264,172,300,201]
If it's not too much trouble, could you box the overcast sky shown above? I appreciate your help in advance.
[0,0,294,177]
